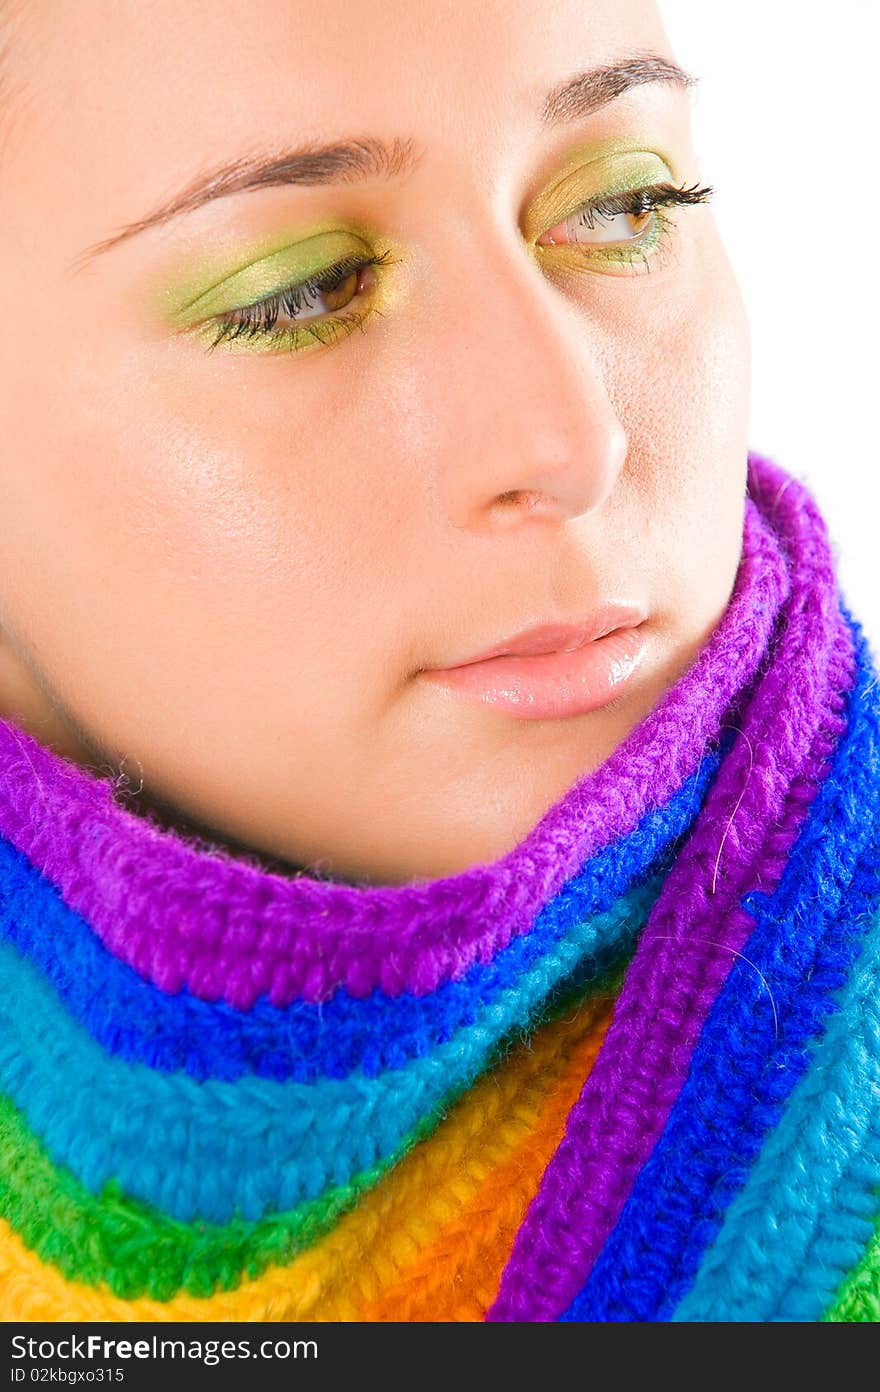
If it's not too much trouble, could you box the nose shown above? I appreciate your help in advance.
[426,234,628,533]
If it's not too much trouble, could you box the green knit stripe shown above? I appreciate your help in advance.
[0,1087,441,1302]
[823,1208,880,1321]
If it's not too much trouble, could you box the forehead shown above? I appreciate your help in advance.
[12,0,670,158]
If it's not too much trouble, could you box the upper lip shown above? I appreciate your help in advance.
[432,602,647,669]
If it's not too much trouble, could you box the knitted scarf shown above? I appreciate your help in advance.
[1,448,879,1324]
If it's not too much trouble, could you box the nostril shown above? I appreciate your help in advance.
[497,489,542,508]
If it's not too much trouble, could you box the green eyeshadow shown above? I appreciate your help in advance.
[157,227,377,328]
[527,145,676,242]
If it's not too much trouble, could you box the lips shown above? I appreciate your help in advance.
[419,603,650,721]
[434,602,647,668]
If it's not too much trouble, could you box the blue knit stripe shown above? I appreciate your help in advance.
[0,751,720,1084]
[0,876,658,1226]
[560,604,880,1322]
[676,902,880,1314]
[674,898,880,1321]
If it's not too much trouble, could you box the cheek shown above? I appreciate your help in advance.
[606,243,752,616]
[124,351,418,583]
[1,337,411,738]
[43,350,402,622]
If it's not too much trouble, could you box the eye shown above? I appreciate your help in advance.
[537,180,714,270]
[201,248,399,354]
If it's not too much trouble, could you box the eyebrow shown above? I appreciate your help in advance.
[71,51,696,271]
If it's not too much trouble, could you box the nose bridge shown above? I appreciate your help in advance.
[423,225,628,529]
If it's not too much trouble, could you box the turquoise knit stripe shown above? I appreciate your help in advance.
[673,887,880,1321]
[0,879,658,1226]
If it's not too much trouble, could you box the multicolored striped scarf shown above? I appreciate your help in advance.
[1,449,878,1323]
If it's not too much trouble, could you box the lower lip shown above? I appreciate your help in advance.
[418,624,648,720]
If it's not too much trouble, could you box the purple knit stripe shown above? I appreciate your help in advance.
[487,453,856,1321]
[0,457,784,1010]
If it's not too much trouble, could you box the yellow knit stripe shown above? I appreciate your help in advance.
[0,993,613,1321]
[359,1000,613,1320]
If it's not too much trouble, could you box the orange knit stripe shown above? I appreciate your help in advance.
[358,999,614,1320]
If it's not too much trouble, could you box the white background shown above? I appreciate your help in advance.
[658,1,880,651]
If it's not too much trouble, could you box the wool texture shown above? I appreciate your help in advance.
[0,448,879,1322]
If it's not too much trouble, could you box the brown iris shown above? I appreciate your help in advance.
[321,269,362,312]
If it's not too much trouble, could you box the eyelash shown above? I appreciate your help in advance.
[200,178,714,355]
[564,178,714,269]
[201,247,400,354]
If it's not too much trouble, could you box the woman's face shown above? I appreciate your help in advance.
[0,0,750,885]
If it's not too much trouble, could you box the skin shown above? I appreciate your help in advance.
[0,0,750,886]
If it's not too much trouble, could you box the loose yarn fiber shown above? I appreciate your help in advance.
[0,449,878,1322]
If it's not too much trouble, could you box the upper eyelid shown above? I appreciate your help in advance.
[167,229,376,327]
[523,148,675,229]
[210,249,391,327]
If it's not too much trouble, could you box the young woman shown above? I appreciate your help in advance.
[0,0,877,1321]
